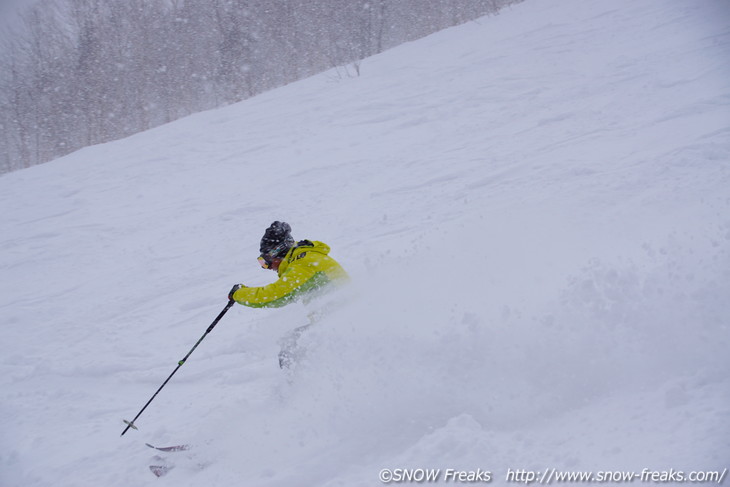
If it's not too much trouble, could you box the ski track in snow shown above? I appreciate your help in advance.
[1,0,729,485]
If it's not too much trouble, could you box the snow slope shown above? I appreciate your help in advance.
[1,0,729,485]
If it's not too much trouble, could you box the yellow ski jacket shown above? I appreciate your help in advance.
[232,240,349,308]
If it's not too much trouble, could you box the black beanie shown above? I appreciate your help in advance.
[260,221,295,257]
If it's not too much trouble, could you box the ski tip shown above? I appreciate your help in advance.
[146,443,191,452]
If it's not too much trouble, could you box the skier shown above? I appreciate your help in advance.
[228,221,349,367]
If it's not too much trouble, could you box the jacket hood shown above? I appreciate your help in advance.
[294,240,330,256]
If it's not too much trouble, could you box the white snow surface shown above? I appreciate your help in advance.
[2,0,729,485]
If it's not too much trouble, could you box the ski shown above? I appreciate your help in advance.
[145,442,190,452]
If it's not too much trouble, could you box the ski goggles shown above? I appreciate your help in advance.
[258,254,273,269]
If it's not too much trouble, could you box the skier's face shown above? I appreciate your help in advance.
[269,257,283,272]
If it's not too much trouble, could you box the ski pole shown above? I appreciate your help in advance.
[121,299,235,436]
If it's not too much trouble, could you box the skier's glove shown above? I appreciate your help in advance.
[228,284,245,301]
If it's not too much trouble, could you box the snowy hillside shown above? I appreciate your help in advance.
[2,0,729,485]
